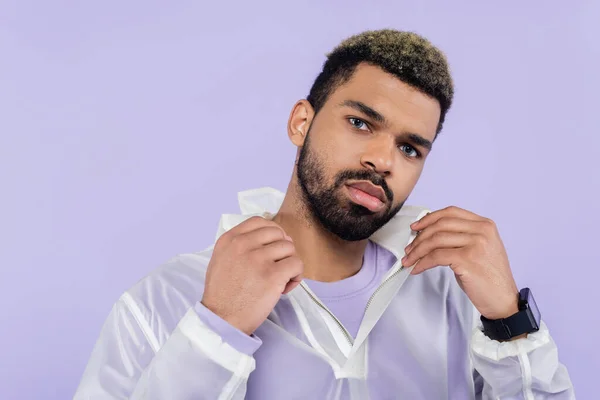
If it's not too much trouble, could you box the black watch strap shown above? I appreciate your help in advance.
[480,310,534,341]
[480,288,541,341]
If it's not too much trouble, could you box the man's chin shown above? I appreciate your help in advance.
[346,202,387,218]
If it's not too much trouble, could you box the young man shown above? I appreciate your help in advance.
[75,30,574,399]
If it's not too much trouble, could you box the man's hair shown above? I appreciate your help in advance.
[307,29,454,136]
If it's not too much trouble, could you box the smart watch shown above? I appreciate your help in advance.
[480,288,541,341]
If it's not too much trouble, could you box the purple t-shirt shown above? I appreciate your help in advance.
[194,240,396,354]
[303,240,395,338]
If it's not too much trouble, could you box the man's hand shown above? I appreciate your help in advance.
[401,206,519,320]
[201,216,304,335]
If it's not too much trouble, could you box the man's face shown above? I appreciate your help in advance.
[295,64,441,241]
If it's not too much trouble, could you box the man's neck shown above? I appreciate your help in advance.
[271,181,368,283]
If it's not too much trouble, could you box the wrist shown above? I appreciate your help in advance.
[482,293,520,320]
[480,287,541,342]
[195,301,262,355]
[200,299,254,336]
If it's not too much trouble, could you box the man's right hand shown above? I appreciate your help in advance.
[201,216,304,336]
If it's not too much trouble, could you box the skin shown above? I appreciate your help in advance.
[203,63,522,338]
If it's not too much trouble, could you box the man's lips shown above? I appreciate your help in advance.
[346,181,386,202]
[345,181,387,212]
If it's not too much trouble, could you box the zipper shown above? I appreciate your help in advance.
[300,284,354,346]
[364,223,421,314]
[364,264,404,312]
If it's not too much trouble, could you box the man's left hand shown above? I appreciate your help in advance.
[402,206,519,320]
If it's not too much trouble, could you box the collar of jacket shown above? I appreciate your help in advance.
[214,187,431,260]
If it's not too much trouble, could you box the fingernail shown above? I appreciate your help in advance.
[405,244,412,252]
[285,234,293,242]
[401,256,408,265]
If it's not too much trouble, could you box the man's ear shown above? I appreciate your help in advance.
[287,100,314,147]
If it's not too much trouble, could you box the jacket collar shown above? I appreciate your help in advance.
[215,187,430,258]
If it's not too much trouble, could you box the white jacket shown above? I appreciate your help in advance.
[74,187,575,399]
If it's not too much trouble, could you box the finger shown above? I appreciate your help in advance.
[282,272,304,295]
[410,248,459,275]
[406,218,481,253]
[256,239,296,262]
[282,280,301,295]
[228,216,285,236]
[239,226,290,249]
[411,206,484,231]
[402,231,471,267]
[275,256,304,292]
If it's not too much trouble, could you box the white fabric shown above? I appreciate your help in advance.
[74,187,575,399]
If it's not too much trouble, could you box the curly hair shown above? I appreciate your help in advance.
[307,29,454,136]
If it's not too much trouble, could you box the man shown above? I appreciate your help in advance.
[75,29,574,399]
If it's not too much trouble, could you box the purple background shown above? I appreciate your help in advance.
[1,1,598,399]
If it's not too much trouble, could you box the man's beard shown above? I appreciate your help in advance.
[296,132,405,241]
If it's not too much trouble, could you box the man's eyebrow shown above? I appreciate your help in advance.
[403,133,433,152]
[340,99,433,151]
[339,100,387,126]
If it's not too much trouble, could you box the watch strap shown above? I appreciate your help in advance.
[481,309,535,341]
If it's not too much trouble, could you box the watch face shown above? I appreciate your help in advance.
[525,289,541,327]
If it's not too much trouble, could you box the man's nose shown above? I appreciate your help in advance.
[360,136,395,177]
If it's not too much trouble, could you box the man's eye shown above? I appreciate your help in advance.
[348,118,369,131]
[399,144,420,158]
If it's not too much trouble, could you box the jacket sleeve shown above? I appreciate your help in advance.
[470,319,575,399]
[73,294,256,400]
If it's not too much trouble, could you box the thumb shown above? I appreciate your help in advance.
[282,279,301,294]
